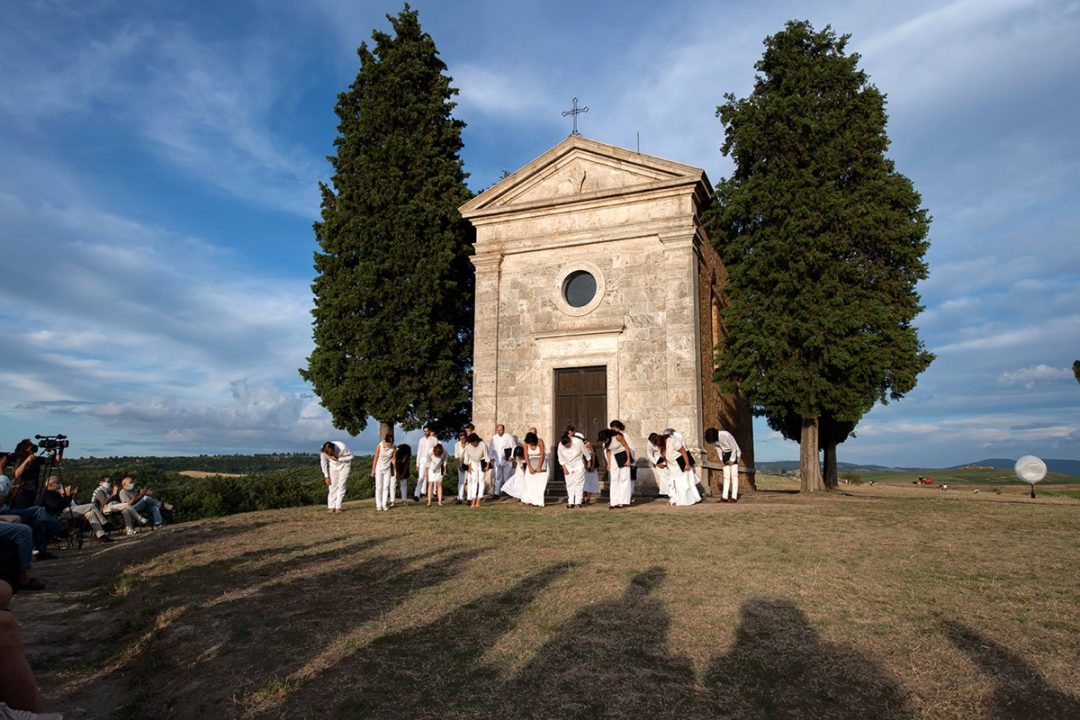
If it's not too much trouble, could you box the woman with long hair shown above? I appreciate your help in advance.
[370,434,395,512]
[521,431,548,507]
[601,428,632,508]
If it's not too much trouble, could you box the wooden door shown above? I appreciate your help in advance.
[552,366,607,490]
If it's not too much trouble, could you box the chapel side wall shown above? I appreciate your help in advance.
[696,235,756,483]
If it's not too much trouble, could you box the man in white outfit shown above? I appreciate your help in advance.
[415,424,438,501]
[557,432,591,508]
[705,427,742,502]
[489,424,516,497]
[320,440,354,512]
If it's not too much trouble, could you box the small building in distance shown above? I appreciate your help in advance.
[459,136,754,491]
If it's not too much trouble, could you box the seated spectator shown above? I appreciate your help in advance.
[0,524,44,591]
[0,455,64,560]
[42,476,112,543]
[92,476,144,536]
[118,476,164,528]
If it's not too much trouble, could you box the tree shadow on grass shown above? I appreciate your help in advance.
[942,619,1080,719]
[271,561,577,720]
[702,598,915,719]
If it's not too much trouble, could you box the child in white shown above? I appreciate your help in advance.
[321,440,354,512]
[427,443,447,506]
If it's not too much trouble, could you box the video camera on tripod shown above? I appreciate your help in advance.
[34,434,69,453]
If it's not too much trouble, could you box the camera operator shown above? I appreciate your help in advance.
[0,453,64,560]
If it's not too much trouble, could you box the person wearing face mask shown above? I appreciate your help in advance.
[118,476,164,528]
[92,476,143,536]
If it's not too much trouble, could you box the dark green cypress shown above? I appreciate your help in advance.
[708,21,933,490]
[301,5,474,440]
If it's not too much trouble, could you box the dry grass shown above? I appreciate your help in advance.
[23,484,1080,719]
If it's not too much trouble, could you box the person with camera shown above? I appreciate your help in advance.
[118,476,164,528]
[0,453,64,559]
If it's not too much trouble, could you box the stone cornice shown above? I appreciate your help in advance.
[533,324,625,340]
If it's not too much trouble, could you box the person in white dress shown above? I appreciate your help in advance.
[662,432,702,506]
[705,427,742,502]
[369,434,395,512]
[557,432,590,508]
[415,424,438,501]
[501,446,526,500]
[610,420,636,492]
[426,443,447,507]
[521,431,548,507]
[320,440,354,513]
[600,429,633,508]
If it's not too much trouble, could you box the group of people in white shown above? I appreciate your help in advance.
[318,419,743,512]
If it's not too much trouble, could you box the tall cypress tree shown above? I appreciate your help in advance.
[301,5,474,440]
[709,21,933,491]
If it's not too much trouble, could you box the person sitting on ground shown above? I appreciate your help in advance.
[41,476,112,543]
[92,476,143,536]
[118,476,164,528]
[0,454,65,559]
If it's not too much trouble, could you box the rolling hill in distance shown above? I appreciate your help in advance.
[757,458,1080,477]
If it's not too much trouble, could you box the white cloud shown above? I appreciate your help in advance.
[999,364,1074,388]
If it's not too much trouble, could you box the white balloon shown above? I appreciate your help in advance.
[1015,455,1048,484]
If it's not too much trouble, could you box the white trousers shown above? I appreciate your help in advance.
[394,472,408,503]
[565,464,585,506]
[457,467,467,500]
[493,461,513,495]
[414,464,428,498]
[374,468,392,510]
[723,463,739,500]
[466,465,484,500]
[327,459,351,510]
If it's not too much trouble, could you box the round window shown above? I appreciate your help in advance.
[563,270,597,308]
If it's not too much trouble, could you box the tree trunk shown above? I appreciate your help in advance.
[379,421,394,444]
[823,439,838,489]
[800,416,824,492]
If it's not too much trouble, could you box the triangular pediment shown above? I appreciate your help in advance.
[460,136,707,217]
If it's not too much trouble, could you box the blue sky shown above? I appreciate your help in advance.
[1,0,1077,467]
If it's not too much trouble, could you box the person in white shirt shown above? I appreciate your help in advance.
[650,433,700,506]
[705,427,742,502]
[415,424,438,501]
[489,424,516,497]
[461,434,490,508]
[453,431,468,503]
[610,420,636,491]
[599,429,632,508]
[557,432,591,508]
[368,435,395,512]
[320,441,354,513]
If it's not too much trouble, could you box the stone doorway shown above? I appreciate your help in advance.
[551,366,607,493]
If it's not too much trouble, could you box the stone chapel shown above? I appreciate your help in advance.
[459,135,754,492]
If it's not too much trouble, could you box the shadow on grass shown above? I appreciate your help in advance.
[942,619,1080,719]
[703,597,915,719]
[272,561,577,719]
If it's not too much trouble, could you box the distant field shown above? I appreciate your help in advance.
[27,483,1080,719]
[844,466,1076,489]
[177,470,247,478]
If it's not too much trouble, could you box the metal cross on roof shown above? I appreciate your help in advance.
[562,97,589,136]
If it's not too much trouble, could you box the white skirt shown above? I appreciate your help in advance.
[522,468,548,507]
[609,465,632,506]
[502,465,525,499]
[668,468,702,506]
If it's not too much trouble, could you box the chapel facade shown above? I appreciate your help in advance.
[459,136,754,491]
